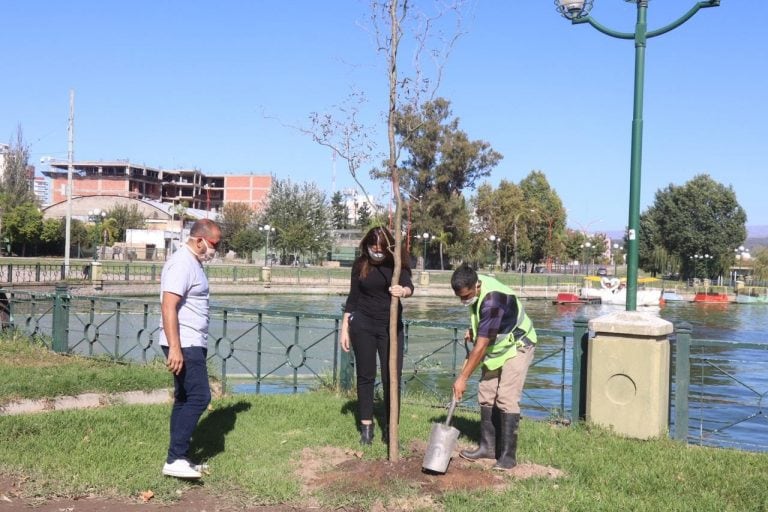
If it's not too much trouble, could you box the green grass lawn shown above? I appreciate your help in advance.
[0,330,171,404]
[1,332,767,511]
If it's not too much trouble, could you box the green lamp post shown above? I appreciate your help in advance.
[555,0,719,310]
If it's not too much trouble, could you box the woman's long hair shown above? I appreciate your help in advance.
[355,226,411,279]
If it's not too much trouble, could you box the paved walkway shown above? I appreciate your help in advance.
[0,388,172,416]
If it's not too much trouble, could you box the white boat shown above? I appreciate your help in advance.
[661,289,686,302]
[735,287,768,304]
[580,277,663,307]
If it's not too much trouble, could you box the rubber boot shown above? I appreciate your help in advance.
[460,405,496,461]
[493,412,519,470]
[359,423,374,445]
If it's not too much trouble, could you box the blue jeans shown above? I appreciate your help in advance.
[162,346,211,463]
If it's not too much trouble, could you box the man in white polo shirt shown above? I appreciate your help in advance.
[159,219,221,479]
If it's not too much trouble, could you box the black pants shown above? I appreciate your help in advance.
[349,311,404,424]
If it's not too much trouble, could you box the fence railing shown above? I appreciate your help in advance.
[1,285,582,421]
[2,285,765,451]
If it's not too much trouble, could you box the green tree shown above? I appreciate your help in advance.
[330,191,349,229]
[474,180,532,270]
[392,98,502,199]
[564,229,588,265]
[261,178,331,264]
[230,227,262,262]
[107,204,145,242]
[70,219,90,258]
[520,171,566,268]
[388,98,501,264]
[218,202,255,253]
[356,202,372,229]
[3,202,43,256]
[642,174,747,279]
[0,127,36,210]
[751,247,768,283]
[39,218,65,256]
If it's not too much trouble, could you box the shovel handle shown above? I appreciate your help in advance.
[444,398,457,426]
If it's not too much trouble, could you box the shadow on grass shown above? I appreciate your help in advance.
[189,401,252,461]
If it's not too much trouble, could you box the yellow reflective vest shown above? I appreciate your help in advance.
[469,274,537,370]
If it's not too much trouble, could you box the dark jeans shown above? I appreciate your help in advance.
[162,346,211,463]
[349,312,404,424]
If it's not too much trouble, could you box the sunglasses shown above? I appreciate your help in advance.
[199,237,221,250]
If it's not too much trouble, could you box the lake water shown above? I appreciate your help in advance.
[214,294,768,343]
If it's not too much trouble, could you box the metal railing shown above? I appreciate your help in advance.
[3,286,766,451]
[673,323,768,451]
[1,286,581,421]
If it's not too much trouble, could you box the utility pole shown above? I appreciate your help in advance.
[64,90,75,276]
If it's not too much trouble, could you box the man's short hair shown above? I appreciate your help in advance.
[189,219,220,238]
[451,263,478,292]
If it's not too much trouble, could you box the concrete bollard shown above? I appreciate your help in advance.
[90,262,103,290]
[586,311,673,439]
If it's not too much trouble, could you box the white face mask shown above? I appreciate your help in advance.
[367,247,386,263]
[199,239,217,262]
[460,284,479,307]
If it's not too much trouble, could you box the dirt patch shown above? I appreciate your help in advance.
[0,442,563,511]
[297,440,564,510]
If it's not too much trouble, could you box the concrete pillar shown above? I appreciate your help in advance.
[419,271,430,287]
[90,262,103,290]
[261,266,272,283]
[586,311,673,439]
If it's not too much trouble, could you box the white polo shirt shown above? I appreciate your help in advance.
[159,245,210,348]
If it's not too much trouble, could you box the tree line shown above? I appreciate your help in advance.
[2,106,764,280]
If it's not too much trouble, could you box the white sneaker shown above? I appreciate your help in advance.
[162,459,202,479]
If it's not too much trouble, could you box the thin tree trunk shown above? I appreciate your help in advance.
[387,0,402,462]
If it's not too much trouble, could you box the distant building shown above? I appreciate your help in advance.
[42,160,271,212]
[0,144,8,178]
[33,176,50,206]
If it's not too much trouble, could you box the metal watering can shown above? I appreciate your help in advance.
[422,398,460,474]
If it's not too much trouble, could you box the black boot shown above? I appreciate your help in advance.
[460,405,496,461]
[359,423,374,445]
[493,412,519,470]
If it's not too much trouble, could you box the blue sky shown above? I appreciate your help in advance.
[2,1,765,233]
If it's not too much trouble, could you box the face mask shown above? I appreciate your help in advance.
[200,239,217,262]
[460,284,479,307]
[367,247,386,263]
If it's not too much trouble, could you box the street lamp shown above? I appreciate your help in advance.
[734,245,750,283]
[88,208,106,261]
[259,224,275,266]
[612,243,623,277]
[422,232,432,270]
[488,235,501,271]
[581,241,592,275]
[556,0,720,310]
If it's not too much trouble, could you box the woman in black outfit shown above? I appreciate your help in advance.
[340,226,414,444]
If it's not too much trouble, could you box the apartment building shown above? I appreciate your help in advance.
[43,160,271,212]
